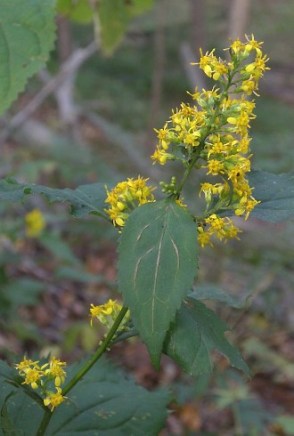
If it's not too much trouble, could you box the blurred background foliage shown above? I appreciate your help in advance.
[0,0,293,434]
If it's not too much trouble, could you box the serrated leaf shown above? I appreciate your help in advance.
[0,358,169,435]
[0,0,56,115]
[99,0,154,55]
[164,299,249,376]
[0,178,107,218]
[248,170,294,222]
[118,200,198,367]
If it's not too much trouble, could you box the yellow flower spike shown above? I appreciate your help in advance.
[152,36,268,246]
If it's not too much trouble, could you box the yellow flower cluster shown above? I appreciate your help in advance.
[15,356,66,411]
[90,299,129,331]
[151,35,269,246]
[25,209,45,238]
[105,177,155,227]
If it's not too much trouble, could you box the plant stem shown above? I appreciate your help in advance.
[36,410,53,436]
[175,151,202,195]
[36,306,129,436]
[62,306,129,395]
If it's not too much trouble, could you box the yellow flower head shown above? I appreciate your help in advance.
[15,357,40,374]
[90,299,122,328]
[45,357,67,387]
[105,177,155,227]
[25,209,45,238]
[44,387,65,411]
[90,299,130,332]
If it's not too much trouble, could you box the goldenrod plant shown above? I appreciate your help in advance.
[0,1,293,434]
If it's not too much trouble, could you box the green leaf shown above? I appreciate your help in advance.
[2,278,44,307]
[99,0,154,55]
[248,170,294,222]
[1,393,18,436]
[57,0,94,24]
[0,178,107,218]
[189,285,248,308]
[118,200,198,367]
[0,0,56,115]
[164,299,250,376]
[55,266,107,284]
[0,358,169,435]
[47,358,169,435]
[0,361,42,435]
[48,365,169,436]
[40,233,80,265]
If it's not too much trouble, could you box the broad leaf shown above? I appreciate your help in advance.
[48,361,169,435]
[118,200,198,366]
[248,171,294,222]
[0,0,56,115]
[164,299,249,376]
[99,0,154,55]
[0,358,169,435]
[0,178,107,218]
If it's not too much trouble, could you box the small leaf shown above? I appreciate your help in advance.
[0,0,56,115]
[57,0,94,24]
[118,200,198,366]
[99,0,154,55]
[248,170,294,222]
[189,285,248,308]
[2,278,44,307]
[0,179,107,218]
[164,299,249,376]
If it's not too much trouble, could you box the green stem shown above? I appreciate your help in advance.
[36,306,129,436]
[62,306,129,395]
[175,149,203,196]
[36,410,53,436]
